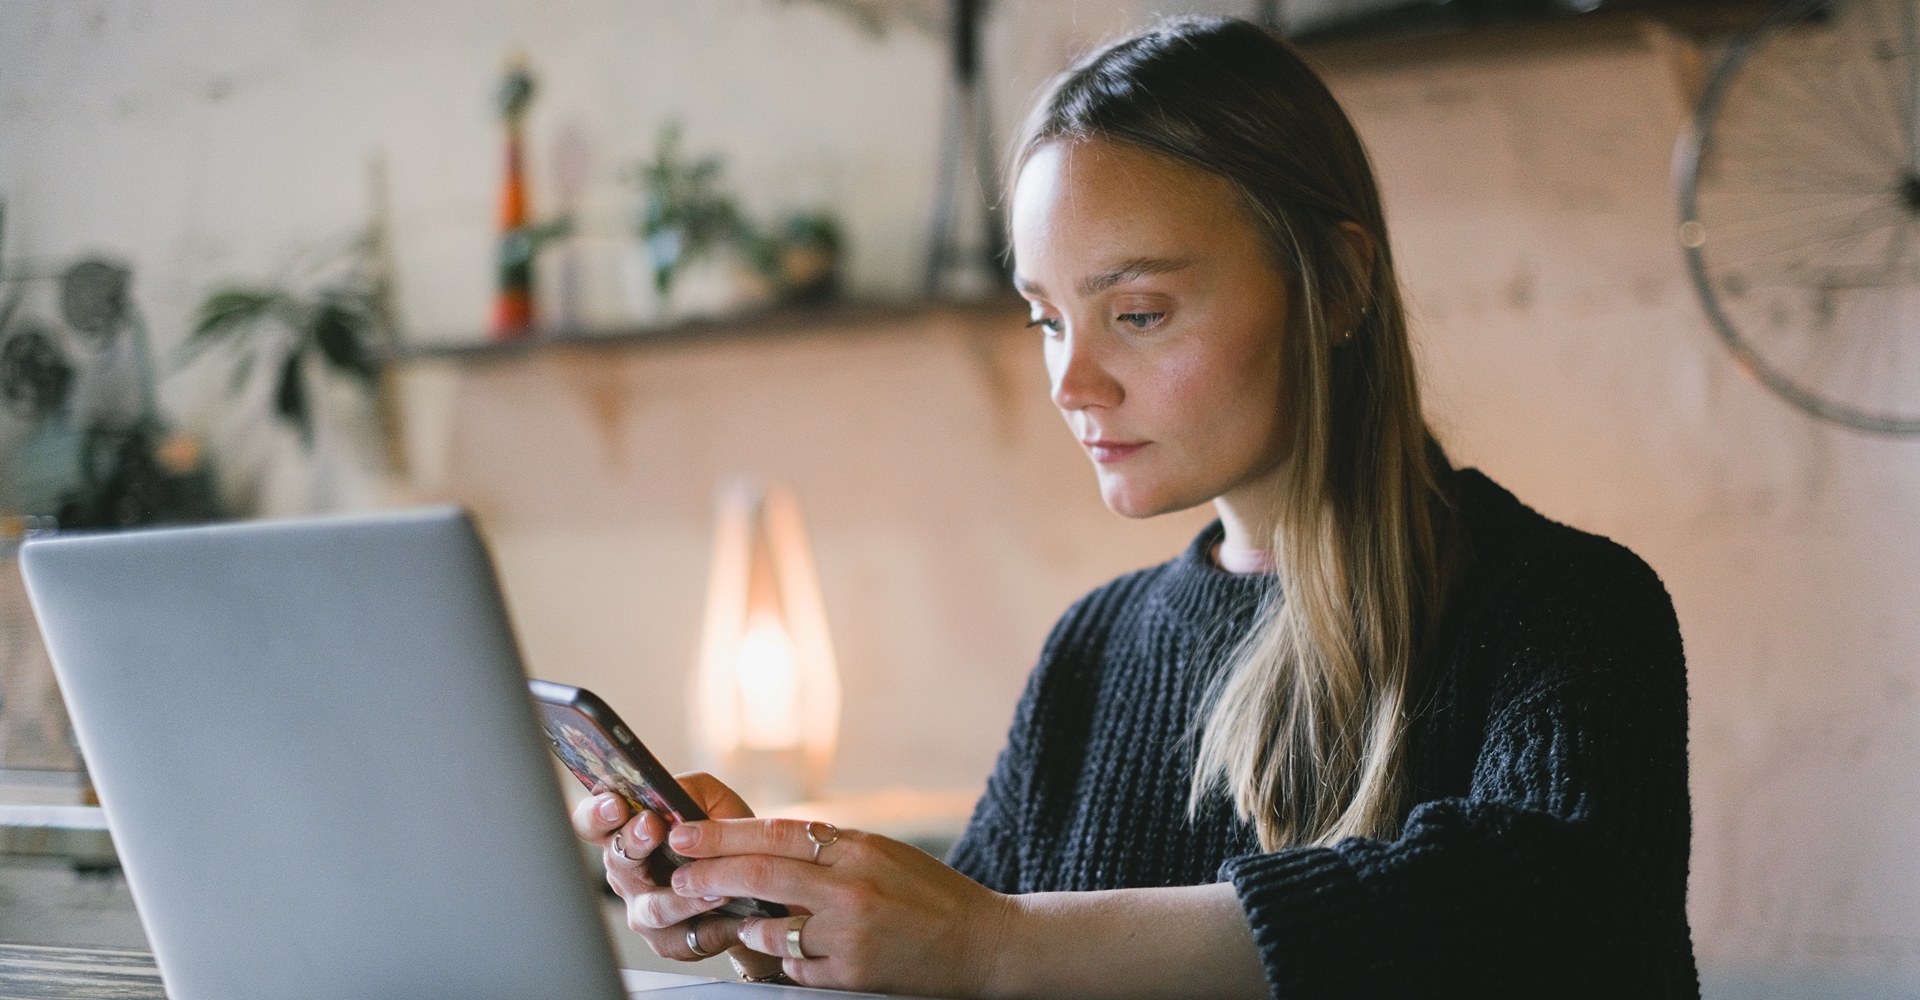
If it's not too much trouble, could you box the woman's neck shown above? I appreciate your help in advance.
[1213,540,1276,575]
[1212,492,1279,576]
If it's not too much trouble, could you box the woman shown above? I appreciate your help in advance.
[575,17,1696,998]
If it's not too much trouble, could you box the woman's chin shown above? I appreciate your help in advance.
[1098,478,1197,521]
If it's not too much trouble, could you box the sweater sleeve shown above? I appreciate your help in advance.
[1220,535,1697,999]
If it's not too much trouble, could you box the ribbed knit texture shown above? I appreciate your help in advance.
[948,469,1698,999]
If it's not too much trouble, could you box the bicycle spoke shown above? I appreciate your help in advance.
[1684,0,1920,431]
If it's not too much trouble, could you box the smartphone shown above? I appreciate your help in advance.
[528,678,789,919]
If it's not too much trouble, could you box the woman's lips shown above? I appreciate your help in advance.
[1083,439,1147,463]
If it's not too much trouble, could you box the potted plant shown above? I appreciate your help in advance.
[180,233,393,513]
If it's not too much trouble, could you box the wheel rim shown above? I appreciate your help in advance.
[1678,0,1920,435]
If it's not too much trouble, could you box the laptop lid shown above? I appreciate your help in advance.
[20,507,627,1000]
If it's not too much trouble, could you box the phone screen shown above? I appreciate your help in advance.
[538,703,696,824]
[528,679,788,920]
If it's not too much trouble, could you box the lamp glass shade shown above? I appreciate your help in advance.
[693,483,840,802]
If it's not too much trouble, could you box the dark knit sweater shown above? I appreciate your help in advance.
[948,469,1698,999]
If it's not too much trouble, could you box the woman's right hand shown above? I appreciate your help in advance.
[570,772,782,979]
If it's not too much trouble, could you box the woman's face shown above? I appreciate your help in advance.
[1011,139,1294,521]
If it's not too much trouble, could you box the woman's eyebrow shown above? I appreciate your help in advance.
[1076,257,1191,297]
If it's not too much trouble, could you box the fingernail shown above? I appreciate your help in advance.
[704,896,723,902]
[596,795,623,823]
[671,868,690,891]
[669,825,697,850]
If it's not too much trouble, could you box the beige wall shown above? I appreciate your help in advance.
[6,1,1920,993]
[1340,41,1920,990]
[400,310,1215,796]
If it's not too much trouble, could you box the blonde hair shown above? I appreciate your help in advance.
[1014,18,1461,850]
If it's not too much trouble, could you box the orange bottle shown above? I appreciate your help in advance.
[492,56,536,340]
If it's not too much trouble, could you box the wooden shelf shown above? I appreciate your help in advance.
[1300,2,1770,70]
[0,804,107,830]
[389,297,1028,365]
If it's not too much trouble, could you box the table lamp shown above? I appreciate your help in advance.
[692,482,840,804]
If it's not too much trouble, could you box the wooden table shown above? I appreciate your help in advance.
[0,944,163,1000]
[0,944,793,999]
[0,941,944,998]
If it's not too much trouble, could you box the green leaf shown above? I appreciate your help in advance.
[309,298,377,385]
[731,218,778,280]
[526,215,574,247]
[273,352,310,446]
[179,288,283,369]
[192,289,280,340]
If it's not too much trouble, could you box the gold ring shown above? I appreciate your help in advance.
[786,915,810,960]
[686,927,716,959]
[805,821,840,864]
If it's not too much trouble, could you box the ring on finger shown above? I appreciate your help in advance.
[805,821,840,864]
[730,954,796,985]
[612,832,640,864]
[686,927,716,959]
[786,915,811,960]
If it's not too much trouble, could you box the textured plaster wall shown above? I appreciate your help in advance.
[1342,46,1920,993]
[405,311,1215,805]
[3,1,1919,994]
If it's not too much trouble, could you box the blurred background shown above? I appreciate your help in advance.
[2,0,1919,995]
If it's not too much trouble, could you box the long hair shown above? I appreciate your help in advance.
[1013,18,1461,850]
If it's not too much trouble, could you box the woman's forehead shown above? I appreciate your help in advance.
[1011,139,1255,291]
[1015,139,1225,211]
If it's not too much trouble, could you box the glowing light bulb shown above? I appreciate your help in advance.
[735,616,801,750]
[694,482,840,801]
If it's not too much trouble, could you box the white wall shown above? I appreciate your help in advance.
[0,0,956,344]
[0,0,1249,349]
[4,1,1919,995]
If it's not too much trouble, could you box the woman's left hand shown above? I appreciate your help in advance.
[664,818,1013,996]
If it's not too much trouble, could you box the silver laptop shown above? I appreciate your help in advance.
[21,507,881,999]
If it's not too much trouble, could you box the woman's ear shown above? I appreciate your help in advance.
[1327,221,1377,345]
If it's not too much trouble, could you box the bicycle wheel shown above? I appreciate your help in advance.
[1677,0,1920,434]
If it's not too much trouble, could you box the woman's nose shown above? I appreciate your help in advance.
[1049,330,1123,412]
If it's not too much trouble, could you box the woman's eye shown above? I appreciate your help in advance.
[1027,316,1063,336]
[1117,312,1165,330]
